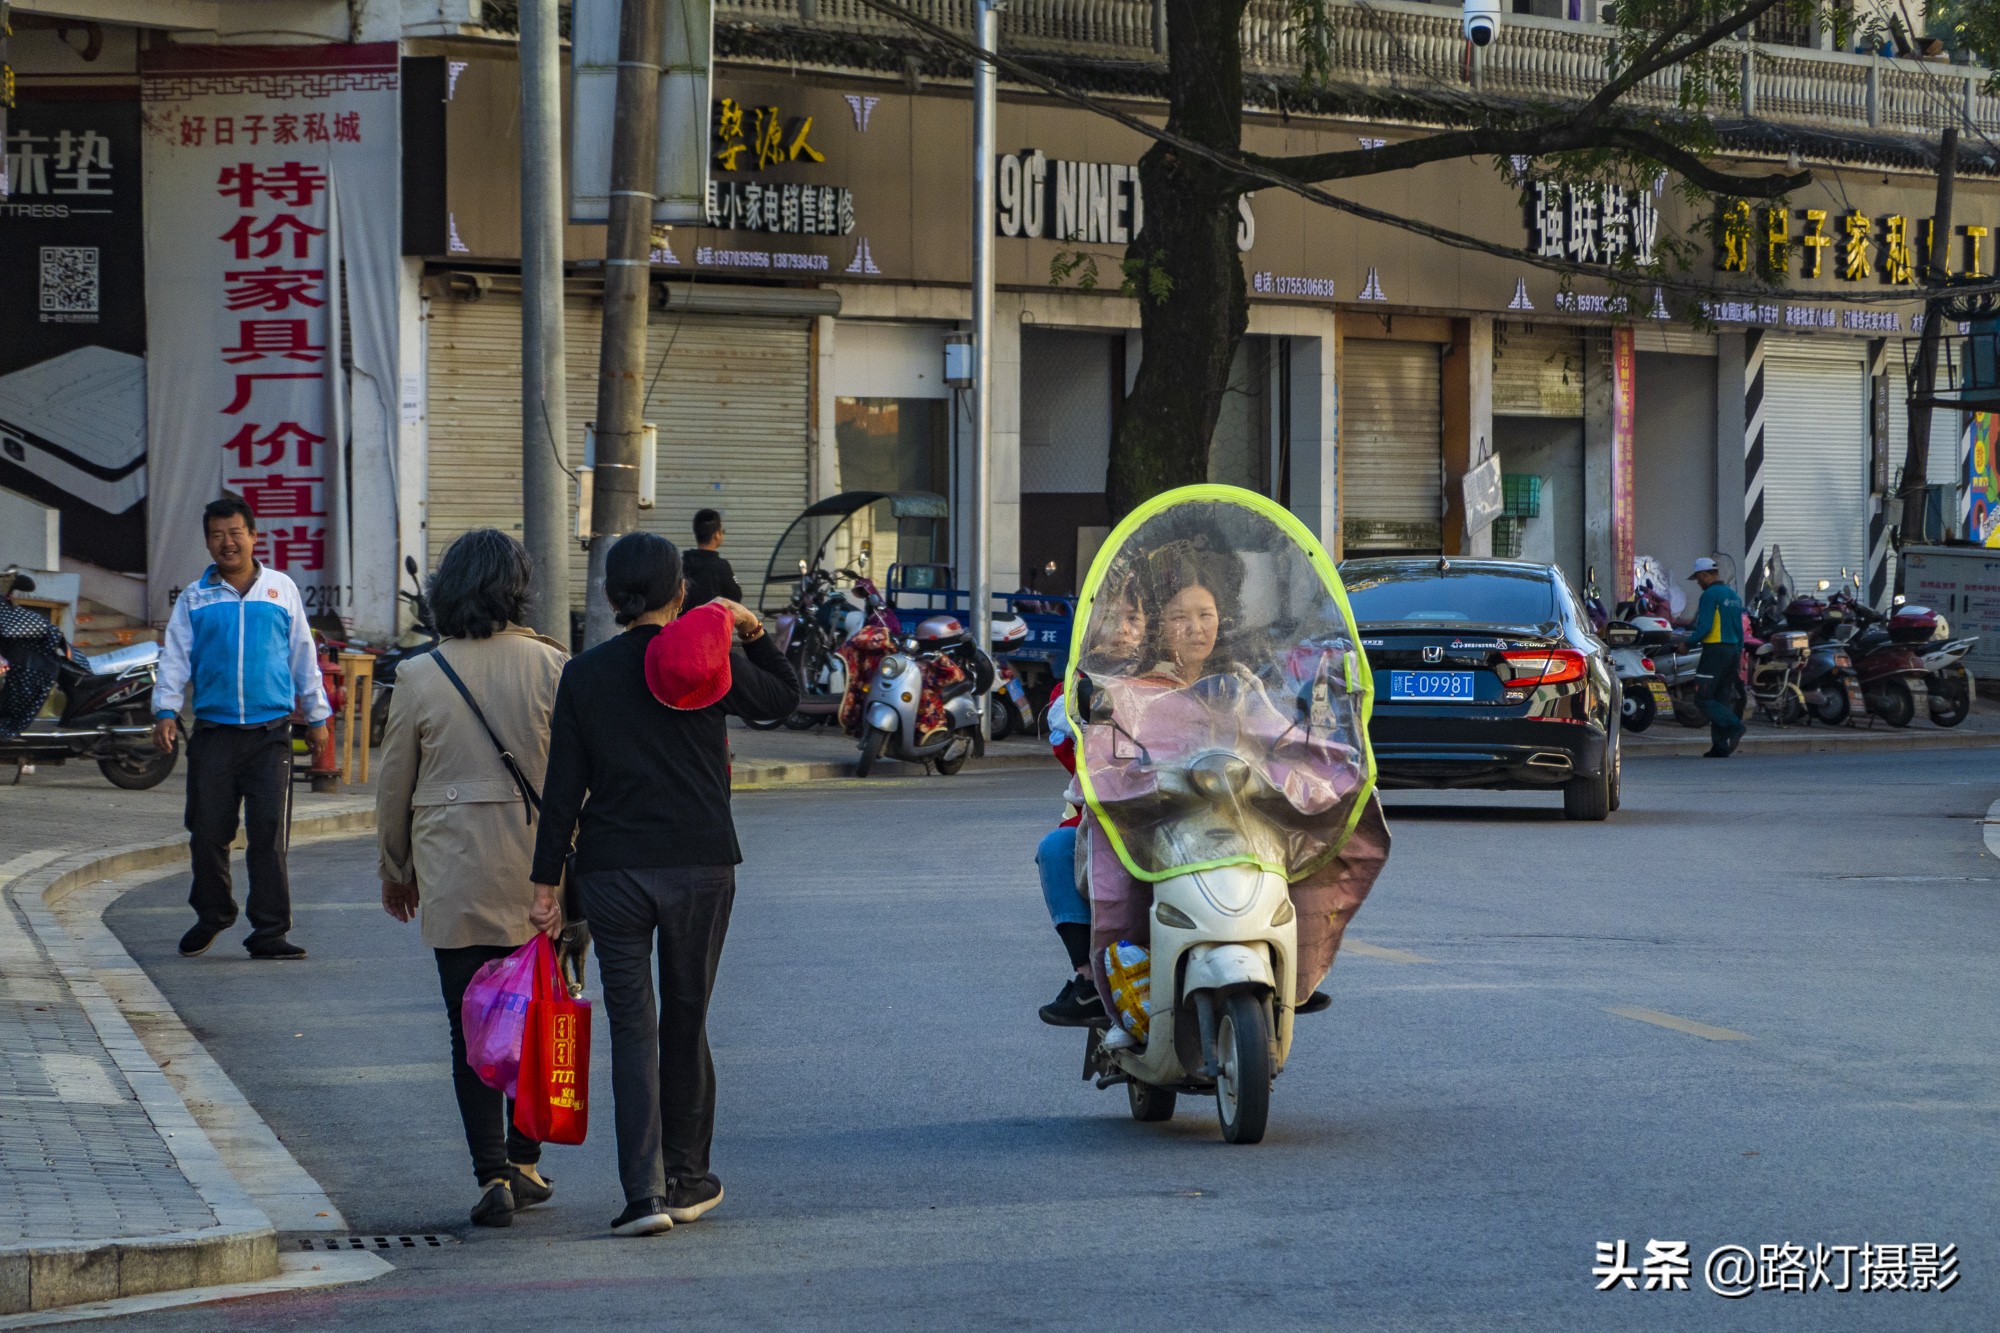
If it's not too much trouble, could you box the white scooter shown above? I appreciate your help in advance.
[853,613,991,776]
[1066,485,1386,1145]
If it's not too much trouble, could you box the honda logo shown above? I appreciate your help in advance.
[1422,645,1443,663]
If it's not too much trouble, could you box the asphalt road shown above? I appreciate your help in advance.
[99,750,2000,1331]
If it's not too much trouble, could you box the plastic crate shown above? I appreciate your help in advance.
[1490,516,1524,558]
[1501,473,1542,518]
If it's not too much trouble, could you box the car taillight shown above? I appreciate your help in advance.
[1501,647,1587,687]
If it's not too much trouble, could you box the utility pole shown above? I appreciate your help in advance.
[1898,125,1958,553]
[520,0,570,643]
[585,0,666,647]
[969,0,999,739]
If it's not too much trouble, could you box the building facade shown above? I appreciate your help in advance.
[4,0,1995,637]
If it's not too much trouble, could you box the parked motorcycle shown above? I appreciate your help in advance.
[755,563,895,732]
[0,570,177,789]
[1782,589,1866,725]
[1827,579,1930,728]
[851,613,991,777]
[989,611,1033,739]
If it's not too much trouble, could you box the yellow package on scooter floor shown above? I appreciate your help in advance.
[1105,940,1151,1040]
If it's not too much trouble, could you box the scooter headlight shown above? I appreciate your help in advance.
[1156,902,1197,930]
[879,655,907,678]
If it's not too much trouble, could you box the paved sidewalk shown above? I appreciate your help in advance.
[1623,701,2000,756]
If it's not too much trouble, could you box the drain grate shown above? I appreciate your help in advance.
[296,1234,457,1252]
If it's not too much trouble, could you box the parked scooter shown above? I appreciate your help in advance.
[1584,567,1668,732]
[362,556,441,747]
[0,570,176,789]
[988,611,1033,739]
[1918,629,1977,727]
[852,613,991,776]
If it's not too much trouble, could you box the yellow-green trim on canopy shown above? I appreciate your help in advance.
[1065,484,1377,884]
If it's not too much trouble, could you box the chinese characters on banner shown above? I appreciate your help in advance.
[141,44,400,625]
[1611,327,1636,601]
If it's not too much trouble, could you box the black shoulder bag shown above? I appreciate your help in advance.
[430,651,585,929]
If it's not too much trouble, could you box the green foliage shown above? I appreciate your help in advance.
[1051,249,1176,304]
[1929,0,2000,86]
[1285,0,1337,88]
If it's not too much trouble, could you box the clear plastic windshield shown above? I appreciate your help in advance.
[1069,488,1376,882]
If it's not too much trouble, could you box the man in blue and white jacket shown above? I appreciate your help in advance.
[153,496,331,960]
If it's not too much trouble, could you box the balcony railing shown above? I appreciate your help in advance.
[719,0,2000,138]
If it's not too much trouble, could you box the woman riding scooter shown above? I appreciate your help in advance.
[1063,488,1391,1141]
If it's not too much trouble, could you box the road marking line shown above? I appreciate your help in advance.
[1343,940,1436,965]
[1607,1005,1751,1041]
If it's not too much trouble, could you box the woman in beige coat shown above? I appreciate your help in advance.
[375,529,567,1228]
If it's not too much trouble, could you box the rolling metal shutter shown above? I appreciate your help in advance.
[1341,339,1443,552]
[1492,324,1584,417]
[427,292,812,607]
[1761,340,1868,592]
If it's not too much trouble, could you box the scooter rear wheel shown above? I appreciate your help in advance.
[933,730,975,776]
[1867,680,1917,728]
[1929,669,1971,727]
[1127,1080,1177,1122]
[99,742,178,791]
[1621,690,1656,733]
[1809,685,1851,726]
[1215,992,1272,1145]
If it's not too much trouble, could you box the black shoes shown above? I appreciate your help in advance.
[508,1165,553,1209]
[666,1175,724,1224]
[611,1196,675,1237]
[471,1179,514,1228]
[247,939,308,960]
[1039,975,1107,1028]
[1296,991,1332,1015]
[1702,746,1730,758]
[178,923,222,957]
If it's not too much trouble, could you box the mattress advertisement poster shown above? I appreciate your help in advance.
[0,95,148,574]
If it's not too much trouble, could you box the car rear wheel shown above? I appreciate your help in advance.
[1563,742,1613,822]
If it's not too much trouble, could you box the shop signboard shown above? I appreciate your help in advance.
[0,92,147,574]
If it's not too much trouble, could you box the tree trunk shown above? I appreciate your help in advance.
[1105,0,1251,520]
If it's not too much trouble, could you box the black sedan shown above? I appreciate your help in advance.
[1339,557,1620,820]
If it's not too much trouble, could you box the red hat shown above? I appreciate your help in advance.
[643,601,734,710]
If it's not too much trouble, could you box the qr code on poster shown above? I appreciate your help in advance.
[40,246,101,317]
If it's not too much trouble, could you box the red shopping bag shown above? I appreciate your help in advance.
[513,934,590,1145]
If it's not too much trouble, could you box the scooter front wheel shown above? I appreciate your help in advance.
[1127,1080,1177,1122]
[856,728,888,777]
[1215,992,1272,1145]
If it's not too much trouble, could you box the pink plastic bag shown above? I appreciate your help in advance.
[462,937,548,1097]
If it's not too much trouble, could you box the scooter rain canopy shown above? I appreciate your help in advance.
[1068,485,1376,882]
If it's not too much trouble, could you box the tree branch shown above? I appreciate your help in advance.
[1578,0,1789,120]
[1249,116,1807,197]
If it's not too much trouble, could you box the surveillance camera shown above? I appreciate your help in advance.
[1464,0,1501,46]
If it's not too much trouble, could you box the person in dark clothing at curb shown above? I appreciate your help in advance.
[680,509,743,609]
[153,496,330,960]
[528,532,797,1238]
[1685,557,1747,758]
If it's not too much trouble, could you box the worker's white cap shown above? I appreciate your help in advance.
[1687,557,1720,578]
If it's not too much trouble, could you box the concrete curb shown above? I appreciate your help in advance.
[732,748,1048,785]
[0,802,371,1316]
[1625,727,2000,758]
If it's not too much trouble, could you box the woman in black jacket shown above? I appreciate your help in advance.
[529,532,798,1237]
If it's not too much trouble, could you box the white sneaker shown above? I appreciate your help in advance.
[1100,1025,1140,1051]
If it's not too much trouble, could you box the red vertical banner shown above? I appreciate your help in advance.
[1611,326,1637,602]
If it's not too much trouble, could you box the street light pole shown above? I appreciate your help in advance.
[586,0,666,647]
[520,0,571,644]
[970,0,999,739]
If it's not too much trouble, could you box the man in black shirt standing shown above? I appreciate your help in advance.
[680,509,742,609]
